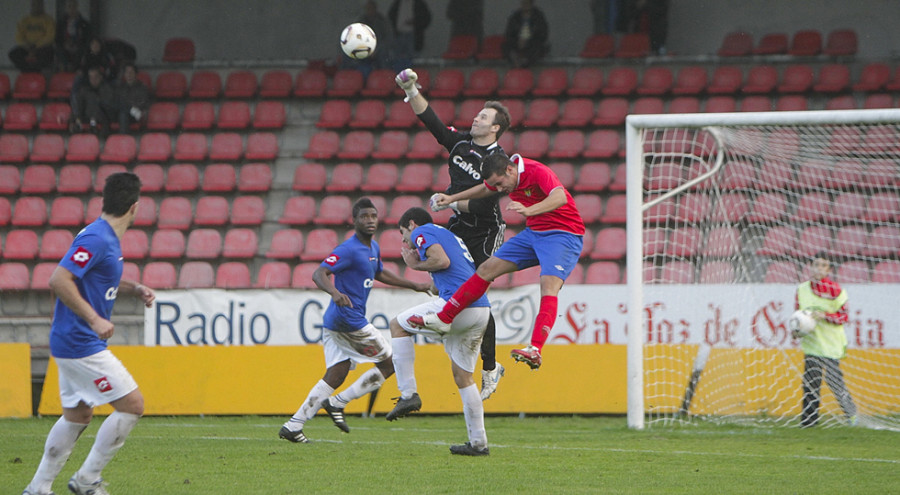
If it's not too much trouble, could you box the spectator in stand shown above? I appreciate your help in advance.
[8,0,56,73]
[55,0,93,72]
[78,37,118,82]
[70,65,116,136]
[446,0,484,42]
[388,0,431,71]
[114,63,150,134]
[502,0,550,68]
[351,0,394,77]
[621,0,669,54]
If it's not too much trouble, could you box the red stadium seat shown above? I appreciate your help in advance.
[12,197,46,227]
[601,67,638,96]
[327,162,364,192]
[862,94,893,109]
[291,263,320,288]
[498,68,534,97]
[429,99,456,124]
[753,32,788,55]
[813,64,850,93]
[188,70,222,98]
[0,73,9,100]
[0,166,19,194]
[747,192,789,223]
[574,162,611,192]
[13,73,46,99]
[0,263,29,289]
[231,196,266,225]
[304,131,340,160]
[200,163,236,192]
[178,261,215,289]
[717,31,753,57]
[0,197,10,225]
[142,261,177,289]
[836,261,870,283]
[137,133,172,162]
[378,230,404,260]
[710,193,750,223]
[592,97,628,126]
[590,228,626,260]
[280,196,316,225]
[157,197,192,230]
[671,66,707,95]
[121,230,149,260]
[3,102,37,130]
[217,101,251,129]
[209,132,243,161]
[583,130,620,159]
[154,71,187,99]
[194,196,229,226]
[48,197,83,227]
[21,164,55,194]
[65,133,99,162]
[832,225,867,257]
[46,71,75,99]
[615,32,650,58]
[522,98,559,128]
[826,192,866,223]
[56,164,91,194]
[699,261,735,284]
[443,34,479,60]
[266,229,303,259]
[632,97,664,115]
[386,195,423,224]
[301,229,339,262]
[464,68,499,97]
[39,102,71,131]
[702,227,741,258]
[223,228,258,258]
[294,69,328,97]
[705,96,736,113]
[337,131,374,160]
[580,33,615,58]
[573,194,602,225]
[864,192,900,222]
[165,163,200,192]
[246,133,279,161]
[316,100,352,129]
[92,164,127,194]
[476,34,505,61]
[668,96,700,113]
[789,30,822,56]
[775,95,808,111]
[585,262,620,284]
[740,96,772,112]
[181,101,215,130]
[371,131,408,160]
[707,66,743,94]
[224,70,257,98]
[292,163,327,192]
[742,65,777,94]
[362,162,399,192]
[327,70,364,98]
[384,101,418,129]
[532,67,568,96]
[567,67,603,97]
[854,63,890,92]
[824,95,856,110]
[791,225,833,259]
[548,130,585,159]
[430,69,465,99]
[133,197,156,227]
[163,37,195,62]
[861,226,900,258]
[394,162,433,193]
[3,230,39,259]
[39,229,74,260]
[556,98,593,128]
[259,70,293,98]
[824,29,857,56]
[145,102,180,131]
[406,130,442,160]
[238,163,272,192]
[637,67,673,95]
[31,262,58,290]
[548,162,575,189]
[315,196,353,225]
[360,69,397,97]
[252,101,286,129]
[777,64,814,93]
[99,134,136,163]
[216,262,251,289]
[185,229,222,259]
[516,130,550,158]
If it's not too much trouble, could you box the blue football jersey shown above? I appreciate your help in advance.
[410,224,489,308]
[321,234,383,332]
[50,218,124,359]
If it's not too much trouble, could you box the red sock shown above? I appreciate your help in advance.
[530,295,558,351]
[438,274,490,323]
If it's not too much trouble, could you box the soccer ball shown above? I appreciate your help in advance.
[340,23,377,60]
[788,309,817,337]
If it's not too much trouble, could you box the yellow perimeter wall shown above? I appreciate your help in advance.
[1,343,32,418]
[36,345,900,417]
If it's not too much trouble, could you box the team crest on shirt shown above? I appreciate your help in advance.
[70,246,93,268]
[524,188,533,197]
[324,254,340,266]
[415,234,426,248]
[94,376,113,393]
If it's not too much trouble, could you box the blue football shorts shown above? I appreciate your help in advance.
[492,228,583,280]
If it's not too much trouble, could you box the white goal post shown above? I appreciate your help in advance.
[625,109,900,430]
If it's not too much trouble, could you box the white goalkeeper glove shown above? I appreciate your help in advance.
[429,193,458,212]
[395,68,420,101]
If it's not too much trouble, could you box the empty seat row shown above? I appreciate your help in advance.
[647,259,900,285]
[145,101,285,130]
[0,132,278,164]
[717,29,857,58]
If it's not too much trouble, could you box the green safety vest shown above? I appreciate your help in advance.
[797,281,849,359]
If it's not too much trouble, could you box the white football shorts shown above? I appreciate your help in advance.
[396,298,490,373]
[56,349,139,409]
[322,323,391,369]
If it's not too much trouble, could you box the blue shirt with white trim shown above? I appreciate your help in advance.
[321,234,383,332]
[410,223,489,308]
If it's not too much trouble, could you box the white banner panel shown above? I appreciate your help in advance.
[144,284,897,349]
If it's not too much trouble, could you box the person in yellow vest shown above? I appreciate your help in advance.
[793,252,857,427]
[8,0,56,72]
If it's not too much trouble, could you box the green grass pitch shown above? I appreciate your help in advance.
[2,415,898,494]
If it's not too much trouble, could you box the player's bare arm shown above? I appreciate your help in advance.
[434,183,494,207]
[313,266,352,308]
[375,267,432,293]
[119,279,156,308]
[48,265,114,339]
[402,244,451,272]
[508,187,568,217]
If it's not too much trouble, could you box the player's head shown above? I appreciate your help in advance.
[471,101,511,141]
[102,172,141,221]
[482,153,518,193]
[398,207,433,244]
[811,251,832,280]
[352,197,379,236]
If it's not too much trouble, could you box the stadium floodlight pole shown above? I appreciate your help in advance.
[624,108,900,430]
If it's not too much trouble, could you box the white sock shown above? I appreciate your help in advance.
[460,384,487,449]
[287,380,334,430]
[392,336,417,399]
[332,367,386,408]
[27,417,88,493]
[76,411,140,483]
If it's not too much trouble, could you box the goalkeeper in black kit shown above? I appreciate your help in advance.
[396,67,509,400]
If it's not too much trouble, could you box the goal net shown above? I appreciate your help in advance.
[624,109,900,430]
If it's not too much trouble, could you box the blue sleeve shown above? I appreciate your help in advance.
[321,243,350,274]
[58,232,107,279]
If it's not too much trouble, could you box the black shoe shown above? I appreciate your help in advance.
[450,442,490,456]
[278,425,309,443]
[385,393,422,421]
[322,398,350,433]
